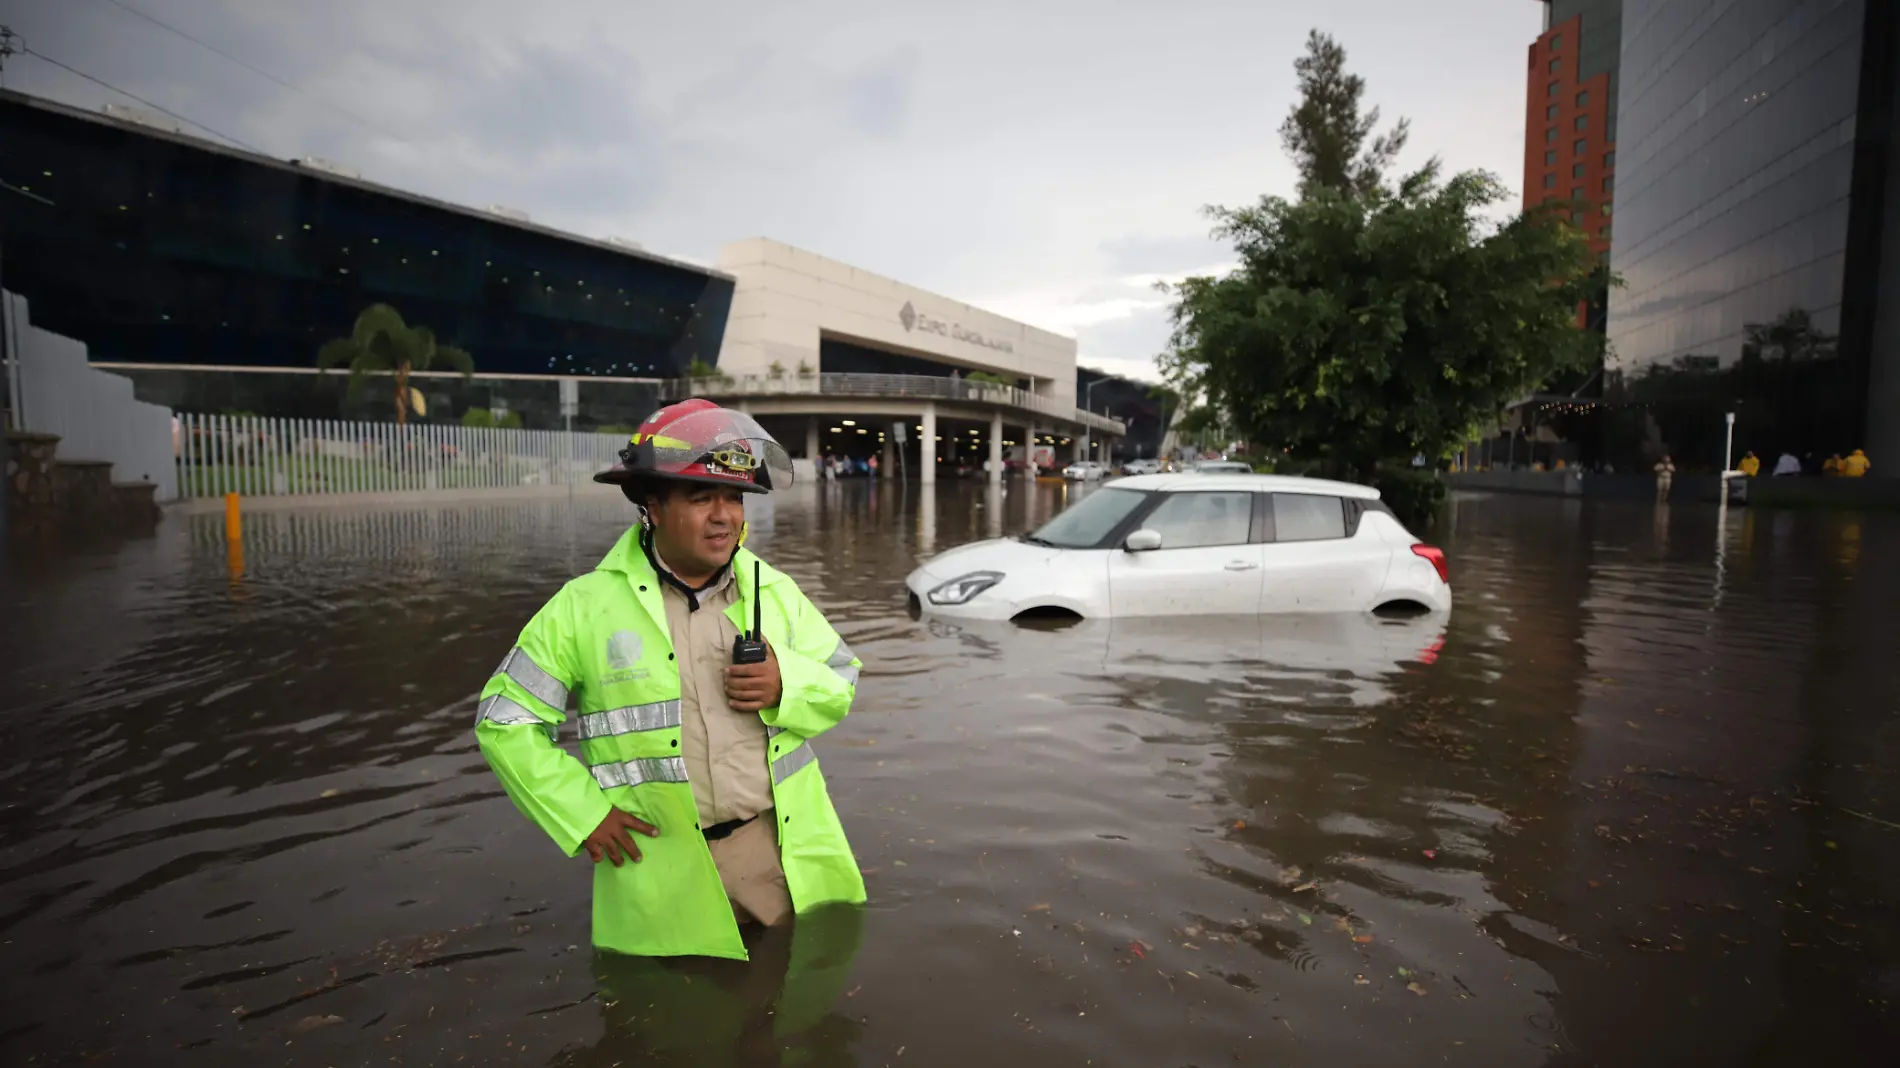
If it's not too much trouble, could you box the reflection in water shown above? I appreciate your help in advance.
[552,906,865,1067]
[0,483,1896,1065]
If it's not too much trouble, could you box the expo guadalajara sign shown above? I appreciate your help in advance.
[898,301,1014,355]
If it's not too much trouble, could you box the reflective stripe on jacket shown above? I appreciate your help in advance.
[475,525,866,960]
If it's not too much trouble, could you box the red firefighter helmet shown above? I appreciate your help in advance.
[592,398,793,494]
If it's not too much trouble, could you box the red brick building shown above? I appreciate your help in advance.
[1523,2,1620,258]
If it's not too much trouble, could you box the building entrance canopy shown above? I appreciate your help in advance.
[670,372,1123,436]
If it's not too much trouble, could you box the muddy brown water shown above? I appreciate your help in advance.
[1,482,1896,1066]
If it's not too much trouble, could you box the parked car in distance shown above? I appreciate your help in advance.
[1122,458,1162,476]
[1061,460,1109,481]
[1189,460,1255,474]
[904,474,1451,621]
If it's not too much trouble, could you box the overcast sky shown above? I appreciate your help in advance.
[2,0,1543,383]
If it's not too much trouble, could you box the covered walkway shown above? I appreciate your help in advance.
[671,373,1122,483]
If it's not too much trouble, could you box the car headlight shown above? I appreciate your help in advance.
[927,571,1004,605]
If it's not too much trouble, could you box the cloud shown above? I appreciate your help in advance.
[1098,232,1233,276]
[840,47,919,140]
[969,257,1236,384]
[1076,308,1176,384]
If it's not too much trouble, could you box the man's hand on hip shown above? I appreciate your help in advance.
[725,641,783,713]
[585,807,659,866]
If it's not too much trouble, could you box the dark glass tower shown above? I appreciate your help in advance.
[1604,0,1896,472]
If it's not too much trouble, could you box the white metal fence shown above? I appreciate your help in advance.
[4,289,180,501]
[174,412,629,501]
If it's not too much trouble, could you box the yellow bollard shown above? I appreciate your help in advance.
[224,493,246,587]
[226,537,247,586]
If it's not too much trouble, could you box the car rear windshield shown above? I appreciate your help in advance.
[1028,488,1148,548]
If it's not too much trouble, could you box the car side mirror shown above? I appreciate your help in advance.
[1124,529,1163,552]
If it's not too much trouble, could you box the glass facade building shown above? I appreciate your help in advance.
[0,90,732,429]
[1604,0,1897,471]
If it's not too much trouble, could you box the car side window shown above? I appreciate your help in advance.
[1141,492,1253,548]
[1271,494,1347,542]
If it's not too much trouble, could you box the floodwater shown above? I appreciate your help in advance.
[2,481,1897,1066]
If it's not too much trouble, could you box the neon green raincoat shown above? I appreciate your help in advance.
[475,526,866,960]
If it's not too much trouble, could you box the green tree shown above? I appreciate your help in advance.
[1162,32,1608,479]
[1146,383,1181,422]
[461,407,496,428]
[317,303,473,425]
[1175,402,1222,443]
[1279,30,1414,200]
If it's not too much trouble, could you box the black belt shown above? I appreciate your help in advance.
[701,814,756,841]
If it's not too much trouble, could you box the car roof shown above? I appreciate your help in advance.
[1111,472,1382,499]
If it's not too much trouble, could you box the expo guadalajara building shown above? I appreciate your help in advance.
[2,89,1152,483]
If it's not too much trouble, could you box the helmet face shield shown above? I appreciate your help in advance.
[641,408,794,492]
[594,401,793,493]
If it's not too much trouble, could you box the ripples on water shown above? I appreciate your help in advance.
[1,485,1895,1066]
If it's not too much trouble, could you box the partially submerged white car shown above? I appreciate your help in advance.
[905,474,1450,621]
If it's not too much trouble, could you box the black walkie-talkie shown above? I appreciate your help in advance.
[731,560,767,665]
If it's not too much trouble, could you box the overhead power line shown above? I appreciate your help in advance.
[22,46,265,154]
[98,0,410,145]
[101,0,300,95]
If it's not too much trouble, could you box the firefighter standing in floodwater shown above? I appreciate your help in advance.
[473,400,865,960]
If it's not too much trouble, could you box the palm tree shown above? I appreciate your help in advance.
[317,303,474,425]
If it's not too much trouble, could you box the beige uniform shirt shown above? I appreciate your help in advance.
[654,554,774,827]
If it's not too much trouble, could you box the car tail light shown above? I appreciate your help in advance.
[1411,544,1449,585]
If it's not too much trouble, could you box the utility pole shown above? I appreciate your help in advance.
[0,26,20,88]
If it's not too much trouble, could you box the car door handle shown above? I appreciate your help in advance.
[1224,560,1259,571]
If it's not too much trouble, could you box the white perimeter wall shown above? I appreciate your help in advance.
[5,290,179,501]
[715,238,1075,394]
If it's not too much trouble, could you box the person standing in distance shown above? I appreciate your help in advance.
[475,399,865,960]
[1653,453,1676,502]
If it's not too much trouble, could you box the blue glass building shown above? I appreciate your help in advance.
[0,89,733,428]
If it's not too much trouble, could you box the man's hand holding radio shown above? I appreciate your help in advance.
[725,641,781,713]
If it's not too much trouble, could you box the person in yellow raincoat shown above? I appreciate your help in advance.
[475,399,866,961]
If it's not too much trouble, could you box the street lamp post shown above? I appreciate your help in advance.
[1081,378,1104,464]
